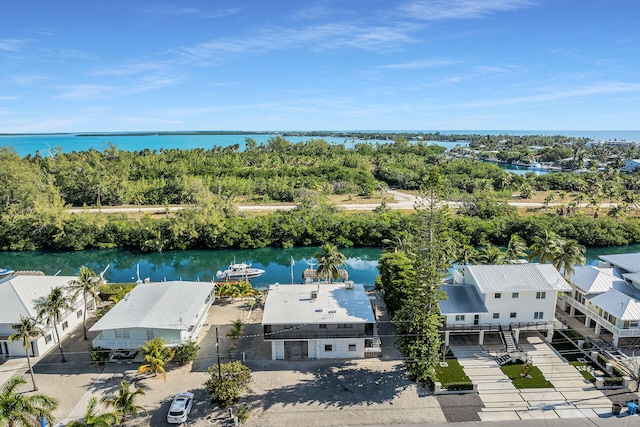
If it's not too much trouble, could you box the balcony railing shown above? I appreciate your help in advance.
[92,338,183,349]
[264,330,371,340]
[586,308,640,338]
[439,323,501,332]
[440,320,556,333]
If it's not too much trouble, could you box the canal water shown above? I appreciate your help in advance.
[1,244,639,289]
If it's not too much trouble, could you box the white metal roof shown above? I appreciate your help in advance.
[439,285,488,315]
[588,288,640,321]
[569,266,623,295]
[599,253,640,274]
[261,283,375,325]
[90,281,215,332]
[465,264,572,293]
[0,275,77,324]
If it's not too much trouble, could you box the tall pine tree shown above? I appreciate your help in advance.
[394,167,449,385]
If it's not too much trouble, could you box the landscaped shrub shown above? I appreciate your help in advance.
[604,377,624,386]
[173,341,200,365]
[612,366,626,378]
[89,346,110,364]
[444,382,474,391]
[597,354,608,367]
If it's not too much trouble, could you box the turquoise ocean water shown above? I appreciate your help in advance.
[1,130,638,157]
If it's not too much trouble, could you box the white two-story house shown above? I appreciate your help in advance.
[0,272,87,357]
[561,253,640,346]
[262,282,380,360]
[439,264,571,345]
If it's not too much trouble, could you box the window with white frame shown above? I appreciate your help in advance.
[512,292,519,298]
[146,329,154,340]
[324,344,333,352]
[510,312,517,318]
[536,291,546,299]
[348,344,357,351]
[77,310,83,318]
[115,329,130,339]
[495,293,501,298]
[455,315,465,321]
[62,321,69,330]
[45,334,52,344]
[631,321,639,328]
[492,313,500,319]
[534,311,544,320]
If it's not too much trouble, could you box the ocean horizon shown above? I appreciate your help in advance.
[1,130,638,157]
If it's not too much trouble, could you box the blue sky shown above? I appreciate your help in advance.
[1,0,639,132]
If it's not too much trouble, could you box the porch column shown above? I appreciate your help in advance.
[595,323,601,335]
[585,316,591,327]
[513,328,520,344]
[478,330,485,346]
[444,331,450,346]
[613,334,620,347]
[546,326,554,343]
[570,305,575,316]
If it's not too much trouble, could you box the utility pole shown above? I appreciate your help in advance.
[215,325,222,380]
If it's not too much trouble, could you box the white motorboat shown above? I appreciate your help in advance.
[216,261,264,281]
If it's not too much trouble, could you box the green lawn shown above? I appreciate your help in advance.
[500,363,554,389]
[435,359,471,387]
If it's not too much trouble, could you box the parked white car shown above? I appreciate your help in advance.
[167,392,194,424]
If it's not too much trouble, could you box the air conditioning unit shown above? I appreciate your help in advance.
[310,290,318,299]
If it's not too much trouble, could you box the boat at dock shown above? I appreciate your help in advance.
[216,261,265,281]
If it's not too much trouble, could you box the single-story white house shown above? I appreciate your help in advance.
[440,264,572,345]
[262,282,381,360]
[562,253,640,346]
[90,281,215,350]
[0,272,86,357]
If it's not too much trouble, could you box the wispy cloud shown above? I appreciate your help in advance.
[0,38,30,52]
[400,0,537,21]
[175,22,413,62]
[54,84,117,100]
[464,81,640,108]
[380,59,459,69]
[90,62,168,77]
[138,4,240,19]
[124,75,181,94]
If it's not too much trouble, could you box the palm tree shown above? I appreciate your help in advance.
[553,239,586,279]
[505,235,528,263]
[476,244,507,265]
[0,376,58,427]
[8,316,45,391]
[101,380,147,424]
[315,243,347,283]
[608,203,629,220]
[66,397,120,427]
[454,244,477,266]
[137,337,175,381]
[528,231,562,264]
[35,286,73,363]
[68,266,100,340]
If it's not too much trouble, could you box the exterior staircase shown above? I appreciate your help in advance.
[496,325,528,365]
[365,323,382,357]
